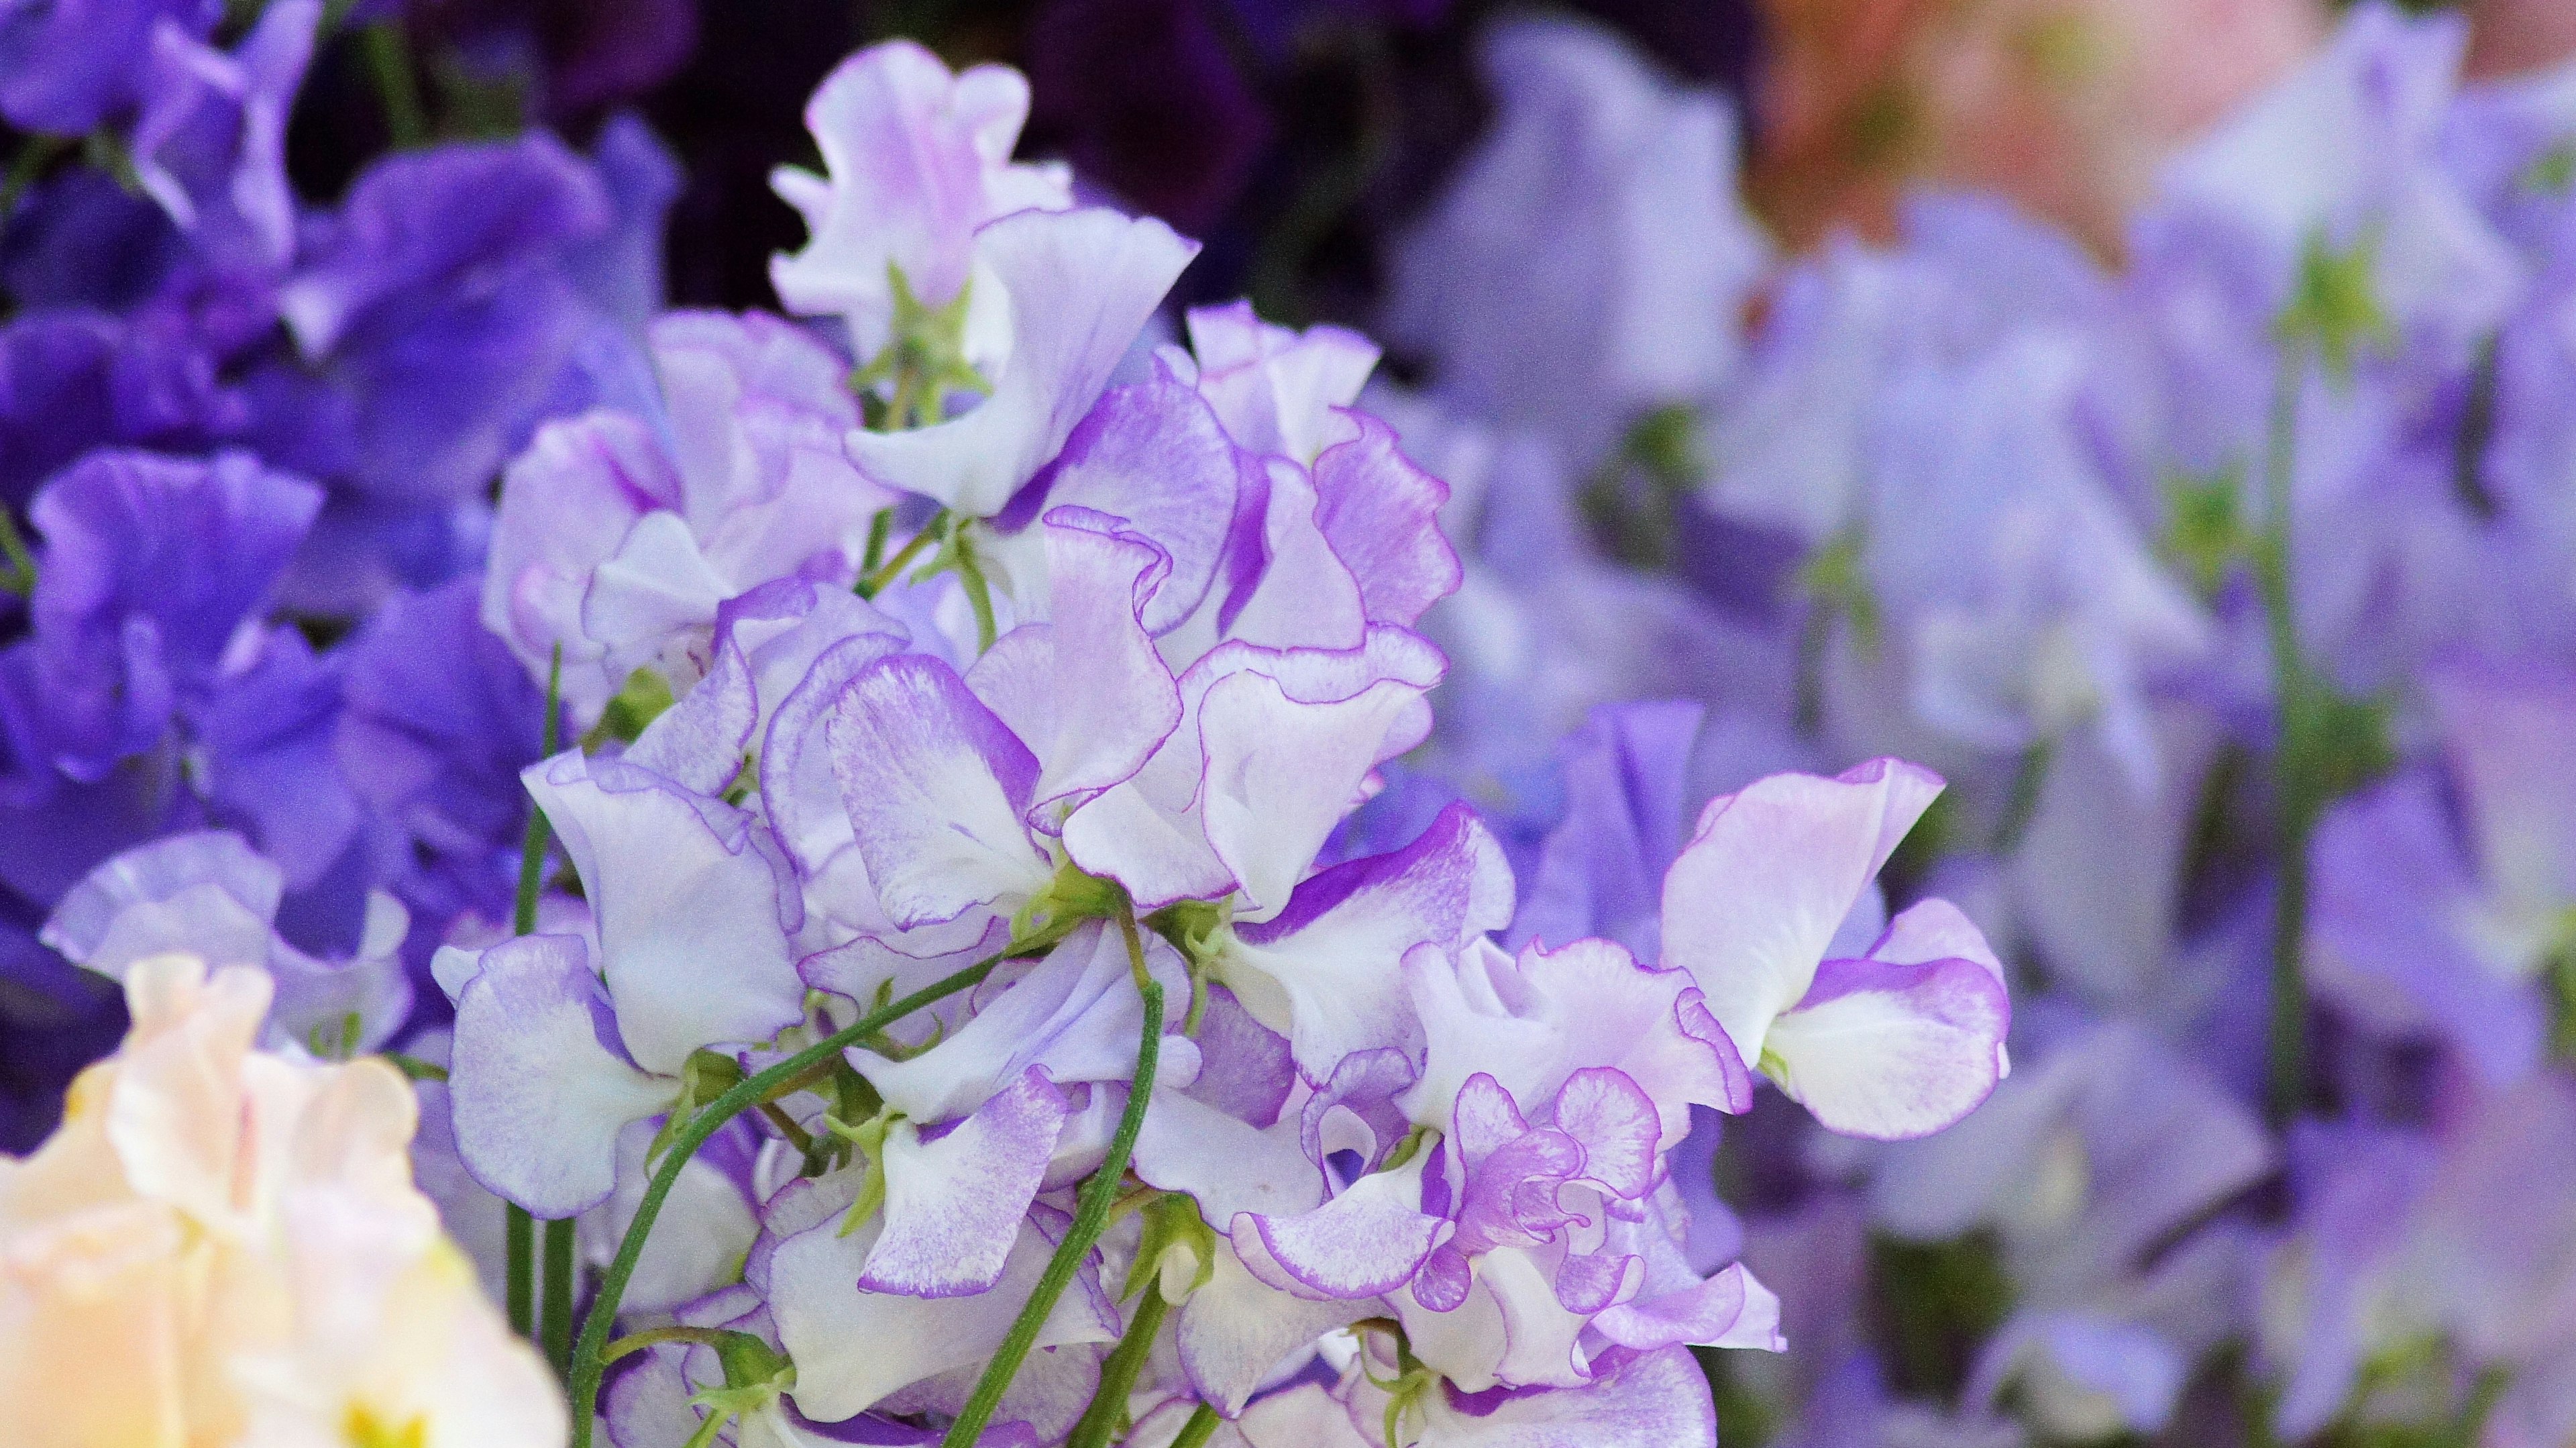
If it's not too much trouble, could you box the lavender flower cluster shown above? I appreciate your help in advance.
[6,0,2576,1445]
[0,11,2006,1448]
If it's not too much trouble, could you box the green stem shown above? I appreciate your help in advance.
[2259,345,2311,1128]
[679,1406,733,1448]
[0,508,36,597]
[565,953,1008,1448]
[601,1324,740,1365]
[856,515,943,599]
[506,1205,535,1338]
[360,21,427,148]
[1169,1402,1223,1448]
[505,651,565,1347]
[542,1215,576,1377]
[1992,739,2053,856]
[515,647,562,936]
[942,971,1165,1447]
[1065,1285,1172,1448]
[955,537,998,655]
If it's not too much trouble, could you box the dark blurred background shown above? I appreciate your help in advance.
[286,0,1763,346]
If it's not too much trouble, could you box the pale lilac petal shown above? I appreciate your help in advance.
[42,829,281,975]
[760,630,912,904]
[1552,1068,1660,1201]
[1658,758,1945,1066]
[1231,1155,1450,1302]
[1132,1090,1324,1226]
[484,411,674,716]
[1591,1261,1784,1352]
[625,612,756,794]
[1226,803,1512,1075]
[1177,1240,1362,1416]
[1763,951,2010,1140]
[852,921,1190,1122]
[582,509,732,684]
[843,208,1197,515]
[864,1068,1071,1297]
[1183,301,1379,464]
[450,933,674,1217]
[1054,774,1236,910]
[1222,460,1367,652]
[526,750,805,1074]
[767,41,1070,354]
[825,653,1053,929]
[1010,360,1247,633]
[1309,415,1459,629]
[769,1213,1117,1423]
[800,913,1012,1009]
[1426,1344,1721,1447]
[965,509,1181,819]
[1192,630,1451,919]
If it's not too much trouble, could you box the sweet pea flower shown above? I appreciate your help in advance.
[1386,14,1769,467]
[44,829,414,1057]
[0,953,562,1448]
[484,309,901,719]
[434,747,805,1218]
[129,0,317,278]
[1661,759,2012,1139]
[768,40,1072,362]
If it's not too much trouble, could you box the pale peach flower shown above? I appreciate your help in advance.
[1752,0,2328,254]
[2466,0,2576,79]
[0,955,564,1448]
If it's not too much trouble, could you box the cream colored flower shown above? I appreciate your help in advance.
[0,954,564,1447]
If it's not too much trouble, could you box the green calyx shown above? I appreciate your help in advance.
[1122,1192,1220,1303]
[2279,227,2393,386]
[1377,1125,1437,1176]
[1146,898,1233,1032]
[855,265,990,431]
[586,667,676,749]
[1799,531,1882,657]
[1352,1318,1436,1448]
[647,1049,747,1170]
[1011,862,1128,953]
[826,1103,904,1237]
[2161,462,2251,599]
[680,1331,797,1448]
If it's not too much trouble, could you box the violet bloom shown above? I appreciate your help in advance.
[769,39,1073,364]
[1386,14,1768,467]
[251,130,613,578]
[129,0,317,279]
[1870,1018,2274,1440]
[42,829,413,1055]
[0,450,315,776]
[0,307,237,508]
[765,42,1194,517]
[484,309,899,719]
[2308,656,2576,1085]
[1662,760,2012,1141]
[0,0,216,134]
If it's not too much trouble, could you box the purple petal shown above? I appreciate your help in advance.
[1592,1261,1784,1353]
[525,749,805,1074]
[841,207,1197,516]
[1309,414,1459,629]
[1231,1157,1451,1302]
[863,1068,1071,1297]
[450,933,672,1217]
[1766,951,2010,1141]
[1228,803,1512,1076]
[824,653,1051,930]
[1658,758,1944,1068]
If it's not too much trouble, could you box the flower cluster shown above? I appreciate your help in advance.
[1371,5,2576,1445]
[0,22,2015,1448]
